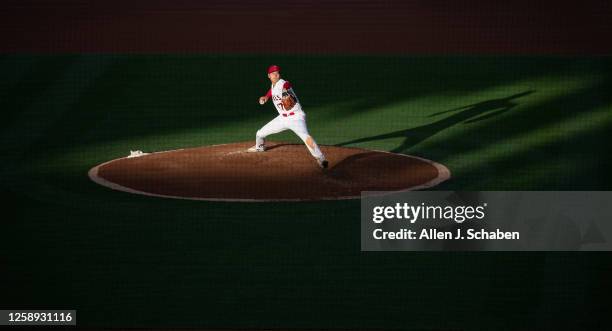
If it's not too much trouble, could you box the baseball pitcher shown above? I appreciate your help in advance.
[248,65,328,169]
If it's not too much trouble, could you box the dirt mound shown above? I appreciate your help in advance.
[88,142,450,201]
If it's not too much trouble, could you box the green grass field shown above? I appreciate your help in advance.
[2,55,611,329]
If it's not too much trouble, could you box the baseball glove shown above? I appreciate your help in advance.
[281,91,296,110]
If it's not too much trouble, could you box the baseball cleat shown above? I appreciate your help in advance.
[247,145,266,152]
[317,159,329,169]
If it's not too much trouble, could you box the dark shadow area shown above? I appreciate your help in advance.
[325,151,379,175]
[416,78,611,160]
[2,54,611,331]
[337,91,534,153]
[0,55,572,161]
[0,55,78,132]
[436,122,612,190]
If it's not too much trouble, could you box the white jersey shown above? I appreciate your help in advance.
[271,78,303,114]
[254,77,325,162]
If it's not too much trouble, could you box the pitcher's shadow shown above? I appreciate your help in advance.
[337,91,534,153]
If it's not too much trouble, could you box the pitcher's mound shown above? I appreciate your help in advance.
[88,141,450,201]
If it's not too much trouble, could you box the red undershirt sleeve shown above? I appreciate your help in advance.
[283,81,292,90]
[264,89,271,98]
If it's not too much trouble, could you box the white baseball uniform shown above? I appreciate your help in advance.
[255,78,326,161]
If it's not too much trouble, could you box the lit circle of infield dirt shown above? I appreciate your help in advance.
[88,141,451,201]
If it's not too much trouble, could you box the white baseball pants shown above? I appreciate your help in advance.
[255,114,326,160]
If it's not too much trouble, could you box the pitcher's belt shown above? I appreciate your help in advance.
[282,112,295,117]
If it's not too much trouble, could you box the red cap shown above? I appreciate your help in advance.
[267,65,280,74]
